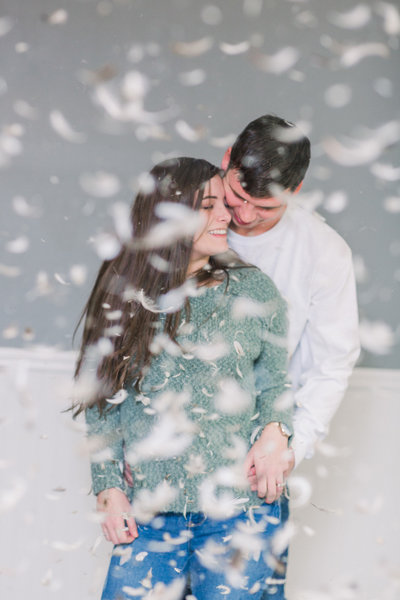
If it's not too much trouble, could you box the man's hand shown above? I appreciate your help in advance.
[244,423,295,503]
[97,487,138,545]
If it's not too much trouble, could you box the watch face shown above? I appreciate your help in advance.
[279,423,291,437]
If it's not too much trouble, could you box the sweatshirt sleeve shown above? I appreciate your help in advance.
[85,402,131,498]
[253,292,293,435]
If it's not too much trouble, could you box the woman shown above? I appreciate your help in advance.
[74,157,293,599]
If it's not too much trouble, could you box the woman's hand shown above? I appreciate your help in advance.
[97,488,138,545]
[244,423,295,503]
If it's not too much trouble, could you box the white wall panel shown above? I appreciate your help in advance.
[0,348,399,599]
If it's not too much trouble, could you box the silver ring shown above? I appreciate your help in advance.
[276,482,285,488]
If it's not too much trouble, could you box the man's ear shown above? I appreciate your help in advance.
[221,147,232,170]
[293,181,303,194]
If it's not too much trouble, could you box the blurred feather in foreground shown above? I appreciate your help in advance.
[80,171,120,198]
[172,37,213,57]
[323,121,400,166]
[329,5,371,29]
[49,111,86,143]
[359,319,395,355]
[252,47,299,74]
[131,481,177,523]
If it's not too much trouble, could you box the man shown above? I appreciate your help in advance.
[222,114,360,598]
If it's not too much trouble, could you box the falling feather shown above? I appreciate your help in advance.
[93,83,176,124]
[384,197,400,213]
[323,121,400,166]
[324,191,348,213]
[209,133,236,148]
[252,47,299,74]
[191,339,229,361]
[220,41,250,55]
[231,297,268,320]
[12,196,41,217]
[2,324,19,339]
[49,110,86,143]
[243,0,263,18]
[121,71,149,101]
[44,9,68,25]
[370,163,400,181]
[131,481,178,523]
[0,264,21,277]
[271,521,297,556]
[339,43,389,67]
[329,5,371,29]
[106,389,128,405]
[353,255,369,283]
[80,171,120,197]
[184,454,207,475]
[51,538,84,551]
[69,264,87,285]
[359,319,395,355]
[92,232,121,260]
[123,288,167,313]
[139,203,202,249]
[121,584,146,596]
[127,391,197,463]
[175,120,204,142]
[110,202,132,241]
[13,100,38,119]
[201,5,222,25]
[0,17,13,37]
[172,37,213,57]
[0,478,27,512]
[178,69,206,86]
[54,272,69,285]
[286,476,312,508]
[376,2,400,35]
[324,84,352,108]
[15,42,29,53]
[214,379,251,415]
[374,77,392,97]
[135,551,148,562]
[199,479,249,519]
[6,236,29,254]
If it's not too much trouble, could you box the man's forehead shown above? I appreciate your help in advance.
[225,168,281,206]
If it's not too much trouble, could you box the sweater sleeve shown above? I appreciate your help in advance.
[85,402,131,498]
[253,292,293,435]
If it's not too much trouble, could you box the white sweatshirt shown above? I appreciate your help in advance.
[228,200,360,466]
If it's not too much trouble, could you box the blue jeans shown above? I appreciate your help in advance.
[101,502,282,600]
[263,494,289,599]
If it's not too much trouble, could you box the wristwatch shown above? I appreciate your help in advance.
[271,421,291,438]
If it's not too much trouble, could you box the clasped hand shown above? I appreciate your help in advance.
[244,423,295,503]
[98,424,294,544]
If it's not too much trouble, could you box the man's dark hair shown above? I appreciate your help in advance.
[228,114,311,198]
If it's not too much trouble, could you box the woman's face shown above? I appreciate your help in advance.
[189,175,231,272]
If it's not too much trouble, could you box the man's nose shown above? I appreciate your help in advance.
[237,203,256,220]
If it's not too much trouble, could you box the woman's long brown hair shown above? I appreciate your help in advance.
[73,157,230,415]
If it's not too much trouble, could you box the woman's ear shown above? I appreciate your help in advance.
[221,147,232,170]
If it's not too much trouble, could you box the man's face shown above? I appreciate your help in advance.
[223,168,288,236]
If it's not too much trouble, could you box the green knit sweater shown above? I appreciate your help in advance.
[86,266,292,514]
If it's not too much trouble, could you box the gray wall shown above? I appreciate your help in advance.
[1,0,399,368]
